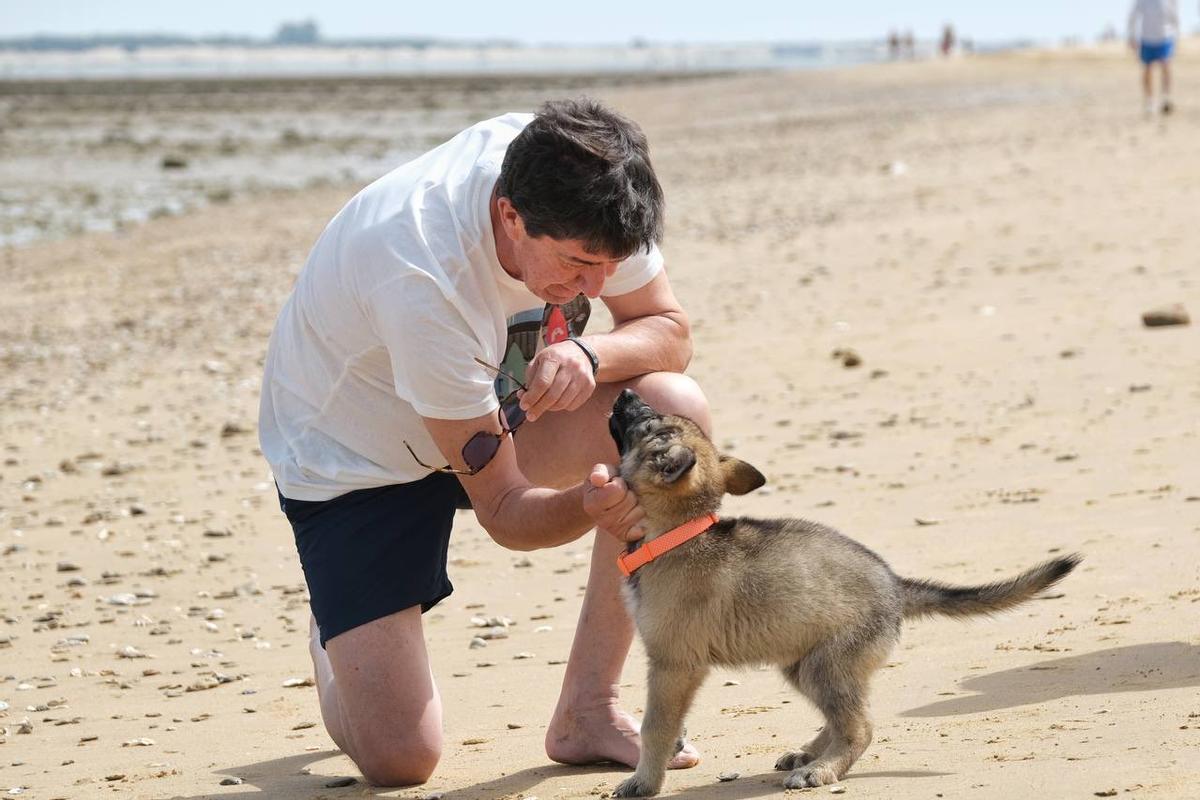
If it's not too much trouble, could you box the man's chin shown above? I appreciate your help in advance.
[542,287,579,304]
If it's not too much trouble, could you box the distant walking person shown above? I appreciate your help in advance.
[1128,0,1180,114]
[940,24,956,57]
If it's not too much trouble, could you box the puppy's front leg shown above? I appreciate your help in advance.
[613,662,708,798]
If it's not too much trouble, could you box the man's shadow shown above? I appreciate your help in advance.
[901,641,1200,717]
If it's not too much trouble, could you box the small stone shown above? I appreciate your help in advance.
[830,786,847,794]
[122,737,155,746]
[56,561,81,572]
[723,680,740,686]
[324,776,357,788]
[1141,304,1190,327]
[507,723,522,729]
[292,722,316,730]
[831,348,862,368]
[718,771,739,782]
[219,777,244,786]
[105,774,126,781]
[220,422,250,438]
[469,637,487,649]
[914,517,941,526]
[1094,791,1117,798]
[282,677,314,688]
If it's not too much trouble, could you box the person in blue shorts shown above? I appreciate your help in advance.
[1128,0,1180,114]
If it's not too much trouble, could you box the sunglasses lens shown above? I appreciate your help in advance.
[502,401,526,430]
[462,433,500,473]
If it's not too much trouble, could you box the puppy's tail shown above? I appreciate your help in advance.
[900,555,1081,620]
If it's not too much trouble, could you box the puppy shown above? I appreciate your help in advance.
[607,389,1080,797]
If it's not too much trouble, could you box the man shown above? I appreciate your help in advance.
[1128,0,1180,114]
[258,98,706,785]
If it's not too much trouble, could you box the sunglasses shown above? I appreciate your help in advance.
[404,358,529,476]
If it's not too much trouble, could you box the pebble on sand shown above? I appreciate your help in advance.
[1141,304,1190,327]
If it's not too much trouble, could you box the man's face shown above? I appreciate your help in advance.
[494,195,622,303]
[512,233,621,304]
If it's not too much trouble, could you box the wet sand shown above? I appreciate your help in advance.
[1,45,1198,799]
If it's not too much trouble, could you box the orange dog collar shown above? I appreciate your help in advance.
[616,512,720,577]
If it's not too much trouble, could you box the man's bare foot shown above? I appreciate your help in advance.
[545,700,700,770]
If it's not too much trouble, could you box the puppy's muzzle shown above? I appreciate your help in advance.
[609,388,656,456]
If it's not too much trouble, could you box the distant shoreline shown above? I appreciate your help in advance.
[0,41,917,81]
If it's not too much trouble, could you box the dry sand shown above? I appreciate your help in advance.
[1,46,1198,799]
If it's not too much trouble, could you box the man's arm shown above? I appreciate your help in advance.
[420,413,643,551]
[594,269,693,380]
[518,270,693,421]
[419,269,689,550]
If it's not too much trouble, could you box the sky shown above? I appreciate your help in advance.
[0,1,1180,44]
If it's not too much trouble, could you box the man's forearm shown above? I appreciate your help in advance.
[589,309,692,382]
[481,482,594,551]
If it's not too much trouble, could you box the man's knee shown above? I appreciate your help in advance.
[629,372,711,435]
[353,733,441,787]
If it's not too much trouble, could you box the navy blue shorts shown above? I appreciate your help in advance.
[278,473,470,647]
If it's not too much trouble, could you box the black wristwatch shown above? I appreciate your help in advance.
[567,335,600,376]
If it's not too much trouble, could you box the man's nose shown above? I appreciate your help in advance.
[577,265,607,298]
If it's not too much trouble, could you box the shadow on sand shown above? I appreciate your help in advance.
[901,641,1200,717]
[180,752,949,799]
[172,643,1198,798]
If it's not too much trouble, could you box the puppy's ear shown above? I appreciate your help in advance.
[659,444,697,484]
[720,455,766,495]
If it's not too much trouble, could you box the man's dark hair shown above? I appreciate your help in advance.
[497,97,664,258]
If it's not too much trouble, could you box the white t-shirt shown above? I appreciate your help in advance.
[259,113,663,501]
[1128,0,1179,43]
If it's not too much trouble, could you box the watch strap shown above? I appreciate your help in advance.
[566,335,599,376]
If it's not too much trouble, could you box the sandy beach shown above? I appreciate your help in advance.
[1,45,1198,800]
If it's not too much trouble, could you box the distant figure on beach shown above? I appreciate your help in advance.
[887,29,901,60]
[940,24,957,57]
[259,98,706,786]
[902,29,916,59]
[1127,0,1180,114]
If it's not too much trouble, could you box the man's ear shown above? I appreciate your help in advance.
[660,445,697,484]
[496,196,525,240]
[720,455,766,495]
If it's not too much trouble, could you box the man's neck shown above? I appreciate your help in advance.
[489,186,522,281]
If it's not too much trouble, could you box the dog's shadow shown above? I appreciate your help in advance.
[901,641,1200,717]
[434,765,951,800]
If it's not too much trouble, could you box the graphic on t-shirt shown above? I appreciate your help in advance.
[496,294,591,399]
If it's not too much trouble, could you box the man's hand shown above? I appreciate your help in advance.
[519,341,597,422]
[583,463,645,543]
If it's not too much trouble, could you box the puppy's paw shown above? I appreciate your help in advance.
[613,774,662,798]
[773,750,816,771]
[782,763,839,789]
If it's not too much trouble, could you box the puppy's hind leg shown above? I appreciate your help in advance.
[612,662,708,798]
[777,640,887,788]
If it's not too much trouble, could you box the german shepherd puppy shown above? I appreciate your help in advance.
[607,389,1080,797]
